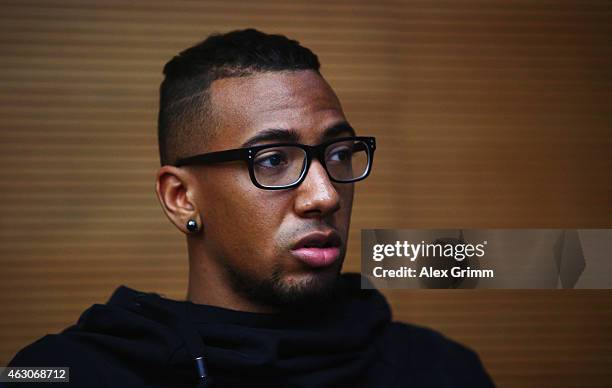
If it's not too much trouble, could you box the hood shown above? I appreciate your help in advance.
[63,273,392,388]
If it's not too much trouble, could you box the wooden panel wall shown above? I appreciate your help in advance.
[1,1,611,387]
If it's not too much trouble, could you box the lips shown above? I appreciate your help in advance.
[290,232,342,268]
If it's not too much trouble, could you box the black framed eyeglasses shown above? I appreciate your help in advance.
[174,136,376,190]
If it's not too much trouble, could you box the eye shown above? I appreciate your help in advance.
[327,146,352,162]
[254,151,288,168]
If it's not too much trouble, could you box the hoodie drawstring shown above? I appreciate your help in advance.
[135,293,210,387]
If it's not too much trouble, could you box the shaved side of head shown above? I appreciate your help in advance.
[157,28,321,166]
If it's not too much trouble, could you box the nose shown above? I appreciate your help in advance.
[293,159,341,218]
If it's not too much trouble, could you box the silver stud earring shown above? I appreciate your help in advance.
[186,219,199,233]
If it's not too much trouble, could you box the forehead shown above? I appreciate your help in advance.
[208,70,347,147]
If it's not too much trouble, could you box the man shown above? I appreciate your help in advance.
[6,29,494,387]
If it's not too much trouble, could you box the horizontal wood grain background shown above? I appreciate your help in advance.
[1,1,611,387]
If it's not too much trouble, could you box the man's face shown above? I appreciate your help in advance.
[190,70,354,308]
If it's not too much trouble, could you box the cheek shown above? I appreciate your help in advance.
[233,192,286,238]
[336,184,355,221]
[198,169,289,261]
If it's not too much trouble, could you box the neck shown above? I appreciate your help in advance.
[185,237,278,314]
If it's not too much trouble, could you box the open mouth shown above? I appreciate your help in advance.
[291,232,342,268]
[302,240,339,249]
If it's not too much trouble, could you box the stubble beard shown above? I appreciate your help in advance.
[223,258,343,311]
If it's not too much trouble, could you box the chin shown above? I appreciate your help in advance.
[270,265,342,308]
[282,266,339,289]
[224,253,344,310]
[232,264,340,310]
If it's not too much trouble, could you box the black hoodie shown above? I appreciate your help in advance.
[6,273,494,387]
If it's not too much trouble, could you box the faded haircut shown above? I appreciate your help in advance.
[157,28,321,166]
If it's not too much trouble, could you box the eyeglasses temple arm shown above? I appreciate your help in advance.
[174,148,249,167]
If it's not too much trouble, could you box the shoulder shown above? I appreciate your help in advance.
[7,333,109,388]
[379,322,495,387]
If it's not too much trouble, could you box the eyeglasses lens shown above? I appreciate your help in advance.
[252,139,370,188]
[325,139,369,182]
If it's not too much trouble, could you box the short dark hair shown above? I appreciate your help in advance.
[157,28,321,166]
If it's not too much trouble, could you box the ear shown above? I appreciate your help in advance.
[155,165,201,234]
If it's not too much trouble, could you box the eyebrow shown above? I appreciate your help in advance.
[323,122,356,139]
[241,128,300,148]
[241,121,356,148]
